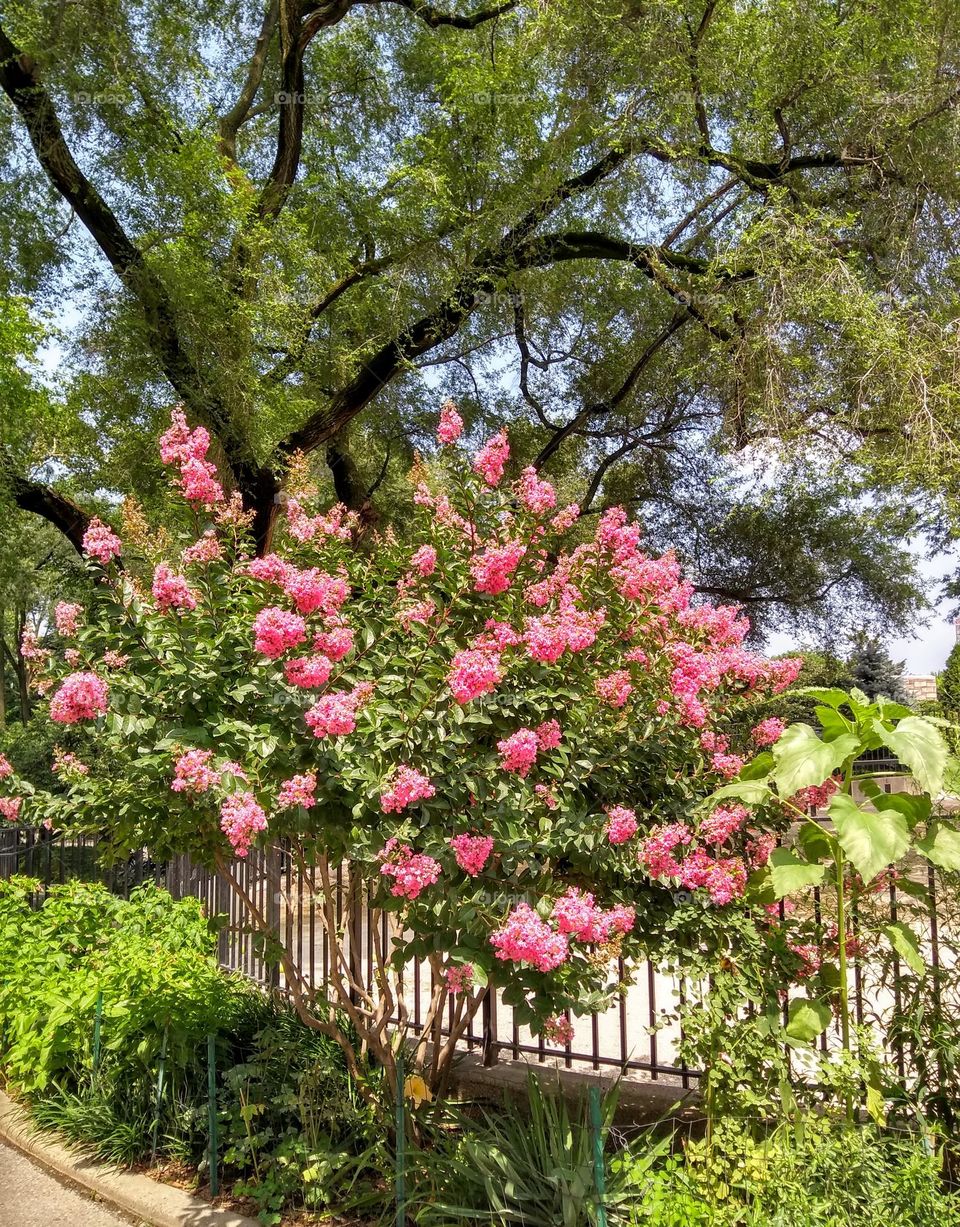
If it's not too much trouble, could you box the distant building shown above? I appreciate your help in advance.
[903,674,937,705]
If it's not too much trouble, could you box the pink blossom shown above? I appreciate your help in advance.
[284,654,333,689]
[171,749,220,794]
[282,568,349,617]
[437,399,464,445]
[490,903,568,972]
[752,717,786,747]
[700,804,747,846]
[179,455,224,505]
[219,791,268,858]
[82,517,122,566]
[710,751,744,780]
[523,606,604,664]
[304,684,372,738]
[245,554,293,585]
[535,719,562,750]
[0,755,11,779]
[497,728,540,777]
[551,888,635,944]
[400,599,436,630]
[550,504,580,533]
[312,624,354,661]
[50,672,109,724]
[277,772,317,810]
[450,832,494,876]
[379,841,441,900]
[445,964,474,994]
[448,648,503,704]
[535,784,558,809]
[472,620,521,652]
[380,765,436,813]
[55,602,83,637]
[101,651,129,670]
[64,649,81,667]
[789,942,822,979]
[595,669,633,709]
[182,531,224,566]
[253,607,307,658]
[158,409,197,464]
[473,429,510,487]
[639,822,692,879]
[409,545,437,576]
[0,797,22,822]
[152,564,198,612]
[703,856,747,905]
[221,761,248,781]
[791,778,839,812]
[544,1015,575,1045]
[52,749,89,777]
[517,466,556,514]
[746,831,776,868]
[471,541,526,595]
[606,806,639,845]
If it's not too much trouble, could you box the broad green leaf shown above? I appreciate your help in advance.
[771,724,859,798]
[873,716,947,797]
[858,780,931,828]
[828,793,909,883]
[797,821,835,860]
[785,997,832,1043]
[814,705,852,742]
[708,780,772,805]
[882,922,925,977]
[915,822,960,871]
[797,688,855,709]
[768,848,826,898]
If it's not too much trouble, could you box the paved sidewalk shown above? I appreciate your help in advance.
[0,1139,135,1226]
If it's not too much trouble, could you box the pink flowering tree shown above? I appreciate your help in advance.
[1,404,803,1103]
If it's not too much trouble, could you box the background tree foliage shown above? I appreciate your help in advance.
[3,0,960,636]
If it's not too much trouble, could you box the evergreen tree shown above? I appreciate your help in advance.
[847,638,908,704]
[938,642,960,716]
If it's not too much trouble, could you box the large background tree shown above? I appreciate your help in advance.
[3,0,960,635]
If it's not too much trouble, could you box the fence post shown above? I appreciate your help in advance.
[589,1085,608,1227]
[207,1033,219,1198]
[92,990,104,1073]
[395,1050,406,1227]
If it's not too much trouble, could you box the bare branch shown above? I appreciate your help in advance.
[219,0,280,165]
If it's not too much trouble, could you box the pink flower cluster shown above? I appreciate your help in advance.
[543,1015,575,1045]
[182,530,224,566]
[605,806,638,845]
[277,772,317,810]
[490,903,569,972]
[517,467,556,514]
[792,777,838,812]
[409,545,437,576]
[283,568,349,617]
[639,822,692,878]
[152,564,198,613]
[380,765,436,813]
[50,672,109,724]
[379,839,442,900]
[304,684,373,738]
[0,755,11,779]
[253,607,307,658]
[752,716,786,746]
[437,399,464,445]
[473,429,509,486]
[159,409,224,505]
[312,624,354,661]
[285,498,357,544]
[55,602,82,637]
[219,791,267,858]
[52,749,89,777]
[471,541,526,595]
[171,749,220,794]
[284,655,333,688]
[450,832,494,876]
[595,669,633,709]
[523,606,604,664]
[0,797,22,822]
[497,728,540,776]
[699,804,747,846]
[82,517,122,566]
[445,964,474,994]
[551,888,635,944]
[535,719,562,750]
[448,648,502,704]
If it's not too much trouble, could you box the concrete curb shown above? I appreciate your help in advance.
[0,1089,260,1227]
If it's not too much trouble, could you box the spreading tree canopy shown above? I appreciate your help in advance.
[2,0,960,634]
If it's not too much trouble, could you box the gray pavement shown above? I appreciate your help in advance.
[0,1140,135,1227]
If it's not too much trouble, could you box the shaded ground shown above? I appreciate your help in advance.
[0,1140,134,1227]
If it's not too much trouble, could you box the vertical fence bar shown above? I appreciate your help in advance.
[207,1033,219,1198]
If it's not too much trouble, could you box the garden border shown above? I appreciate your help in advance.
[0,1089,259,1227]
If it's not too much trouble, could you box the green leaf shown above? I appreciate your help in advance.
[785,997,832,1043]
[768,848,826,898]
[873,716,947,797]
[796,822,835,860]
[797,688,855,709]
[814,705,853,742]
[708,780,772,805]
[915,822,960,871]
[771,725,859,798]
[828,793,909,883]
[882,922,925,977]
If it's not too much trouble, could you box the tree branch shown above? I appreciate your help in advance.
[219,0,280,165]
[1,452,91,556]
[357,0,518,26]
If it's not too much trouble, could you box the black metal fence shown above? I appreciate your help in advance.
[4,824,958,1093]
